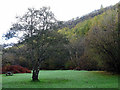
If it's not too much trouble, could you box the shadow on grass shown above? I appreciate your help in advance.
[30,78,69,84]
[93,71,120,76]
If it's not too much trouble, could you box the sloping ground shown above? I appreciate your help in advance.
[2,70,119,88]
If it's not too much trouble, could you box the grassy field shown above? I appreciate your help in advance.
[1,70,119,88]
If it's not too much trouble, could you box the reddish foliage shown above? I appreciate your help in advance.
[69,66,74,70]
[74,66,81,70]
[2,65,31,74]
[0,68,2,74]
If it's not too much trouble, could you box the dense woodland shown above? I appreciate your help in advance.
[2,2,120,80]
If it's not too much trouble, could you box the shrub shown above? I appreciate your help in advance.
[2,65,31,74]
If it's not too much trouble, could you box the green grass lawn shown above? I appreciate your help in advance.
[1,70,119,88]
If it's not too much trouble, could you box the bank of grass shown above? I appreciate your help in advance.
[2,70,119,88]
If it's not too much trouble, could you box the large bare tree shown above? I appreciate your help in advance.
[5,7,58,81]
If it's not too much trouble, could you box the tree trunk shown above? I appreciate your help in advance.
[32,62,39,81]
[32,70,39,81]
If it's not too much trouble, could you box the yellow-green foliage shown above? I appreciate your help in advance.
[58,9,117,42]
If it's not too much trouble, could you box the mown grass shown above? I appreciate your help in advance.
[1,70,119,88]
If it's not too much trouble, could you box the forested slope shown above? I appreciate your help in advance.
[58,3,119,73]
